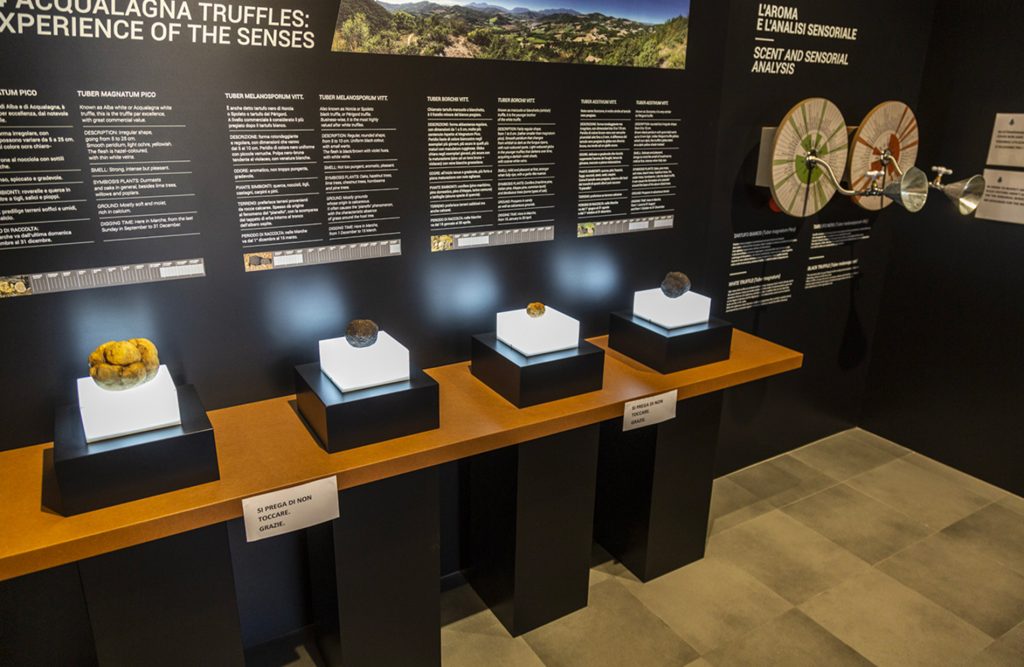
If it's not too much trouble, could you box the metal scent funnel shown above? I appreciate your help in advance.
[882,166,929,212]
[931,167,986,216]
[940,174,986,216]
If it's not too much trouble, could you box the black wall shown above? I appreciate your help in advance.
[704,0,935,474]
[9,0,1021,651]
[0,2,945,485]
[863,1,1024,496]
[0,0,728,450]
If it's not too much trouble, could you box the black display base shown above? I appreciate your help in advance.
[594,392,723,582]
[78,523,245,666]
[0,564,98,666]
[469,333,605,408]
[295,363,440,453]
[308,467,440,667]
[468,426,600,636]
[608,311,733,373]
[52,384,219,516]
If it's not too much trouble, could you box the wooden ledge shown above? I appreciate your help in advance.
[0,330,801,580]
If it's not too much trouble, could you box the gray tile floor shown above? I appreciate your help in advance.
[251,428,1024,666]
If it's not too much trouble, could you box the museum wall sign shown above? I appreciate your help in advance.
[0,0,725,448]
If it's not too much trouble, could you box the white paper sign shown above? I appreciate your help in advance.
[623,390,678,432]
[975,169,1024,225]
[242,476,340,542]
[986,114,1024,167]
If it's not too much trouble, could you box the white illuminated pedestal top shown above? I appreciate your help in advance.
[320,331,410,393]
[633,289,712,330]
[77,365,182,444]
[496,306,580,357]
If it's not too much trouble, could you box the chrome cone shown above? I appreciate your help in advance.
[883,166,929,212]
[942,174,986,216]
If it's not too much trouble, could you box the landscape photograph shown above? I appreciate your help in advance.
[332,0,689,69]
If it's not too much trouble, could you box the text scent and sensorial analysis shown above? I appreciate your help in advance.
[751,4,859,76]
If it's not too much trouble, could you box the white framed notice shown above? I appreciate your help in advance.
[986,113,1024,167]
[975,169,1024,225]
[242,476,340,542]
[623,390,678,432]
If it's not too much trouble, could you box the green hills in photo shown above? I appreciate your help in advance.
[332,0,688,69]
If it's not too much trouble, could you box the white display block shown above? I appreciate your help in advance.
[633,289,712,330]
[319,331,410,393]
[496,306,580,357]
[77,365,182,444]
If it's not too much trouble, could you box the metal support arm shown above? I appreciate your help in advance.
[804,155,858,196]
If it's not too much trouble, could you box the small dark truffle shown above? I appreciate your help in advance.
[660,271,692,298]
[345,319,379,348]
[526,302,546,318]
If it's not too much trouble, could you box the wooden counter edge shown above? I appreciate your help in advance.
[0,332,802,581]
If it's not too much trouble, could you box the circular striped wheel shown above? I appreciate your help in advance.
[849,101,920,211]
[769,98,849,217]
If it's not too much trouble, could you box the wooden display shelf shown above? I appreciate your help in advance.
[0,331,801,581]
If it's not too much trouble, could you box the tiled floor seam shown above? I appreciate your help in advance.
[784,442,911,487]
[781,510,937,570]
[845,428,913,455]
[612,564,794,661]
[710,476,848,538]
[868,518,960,570]
[878,496,1004,551]
[835,457,1004,531]
[721,444,907,514]
[819,625,881,667]
[719,430,856,478]
[718,427,910,480]
[823,477,1006,567]
[776,484,946,567]
[933,500,1024,574]
[797,504,1018,642]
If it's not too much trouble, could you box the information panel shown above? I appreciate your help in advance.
[427,95,556,252]
[0,86,205,297]
[576,98,679,238]
[0,0,697,448]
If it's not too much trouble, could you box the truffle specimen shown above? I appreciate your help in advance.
[0,278,28,297]
[88,338,160,391]
[346,319,379,348]
[660,272,692,299]
[526,302,546,318]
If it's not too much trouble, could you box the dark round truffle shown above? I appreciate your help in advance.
[345,319,379,348]
[660,272,692,298]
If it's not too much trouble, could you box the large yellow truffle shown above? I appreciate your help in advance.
[88,338,160,391]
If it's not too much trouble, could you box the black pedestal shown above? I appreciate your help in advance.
[594,392,723,582]
[470,334,605,407]
[295,363,440,453]
[78,523,245,666]
[608,311,732,373]
[468,426,599,635]
[53,384,219,515]
[0,564,98,666]
[308,467,440,667]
